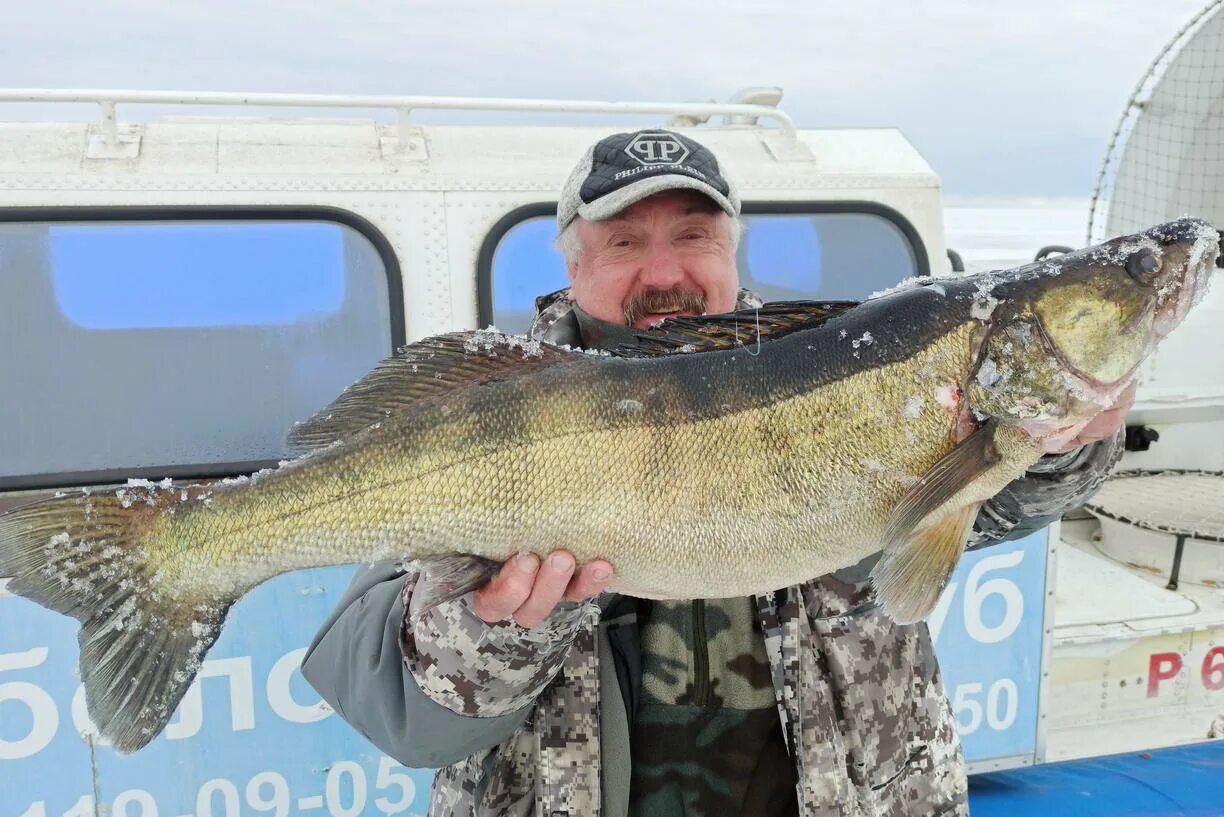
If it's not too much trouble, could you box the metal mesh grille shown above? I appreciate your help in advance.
[1089,0,1224,243]
[1084,470,1224,541]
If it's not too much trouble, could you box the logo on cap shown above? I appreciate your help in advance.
[625,133,690,166]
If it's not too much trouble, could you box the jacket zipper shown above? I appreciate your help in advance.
[692,599,710,706]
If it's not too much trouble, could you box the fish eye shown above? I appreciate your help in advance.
[1126,248,1163,283]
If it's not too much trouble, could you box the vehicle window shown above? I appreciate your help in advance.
[0,218,397,485]
[485,208,922,334]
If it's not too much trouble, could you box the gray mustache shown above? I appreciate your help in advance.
[623,288,707,326]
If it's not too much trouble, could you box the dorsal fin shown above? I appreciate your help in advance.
[287,331,588,454]
[618,300,859,357]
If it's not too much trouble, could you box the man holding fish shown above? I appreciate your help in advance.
[300,130,1141,817]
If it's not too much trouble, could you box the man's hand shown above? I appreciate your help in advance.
[471,550,614,629]
[1046,380,1137,454]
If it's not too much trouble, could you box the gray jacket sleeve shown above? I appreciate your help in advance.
[968,428,1125,548]
[399,565,597,717]
[301,560,594,768]
[300,561,526,768]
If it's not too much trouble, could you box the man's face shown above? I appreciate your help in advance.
[566,190,740,329]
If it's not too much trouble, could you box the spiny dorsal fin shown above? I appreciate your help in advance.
[618,300,859,357]
[287,331,589,454]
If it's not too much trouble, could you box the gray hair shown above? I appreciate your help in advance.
[554,215,744,263]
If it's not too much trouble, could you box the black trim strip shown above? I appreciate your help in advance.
[691,598,711,707]
[475,200,930,329]
[0,205,405,491]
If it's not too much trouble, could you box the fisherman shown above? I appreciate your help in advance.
[301,129,1133,817]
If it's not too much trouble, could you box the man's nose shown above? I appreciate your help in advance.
[640,247,685,288]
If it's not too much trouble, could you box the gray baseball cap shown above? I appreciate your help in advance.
[557,129,740,232]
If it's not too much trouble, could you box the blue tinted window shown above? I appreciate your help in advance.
[50,223,346,328]
[491,218,568,333]
[0,218,394,482]
[742,216,825,294]
[487,210,918,333]
[740,212,917,303]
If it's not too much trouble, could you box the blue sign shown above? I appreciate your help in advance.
[932,532,1049,764]
[1,566,434,817]
[2,532,1053,815]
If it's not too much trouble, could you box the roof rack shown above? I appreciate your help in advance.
[0,88,798,154]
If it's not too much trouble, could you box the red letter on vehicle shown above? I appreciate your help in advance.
[1202,646,1224,692]
[1147,652,1183,698]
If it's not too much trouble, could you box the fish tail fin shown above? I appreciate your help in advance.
[0,489,234,754]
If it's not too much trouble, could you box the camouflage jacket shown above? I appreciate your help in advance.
[302,291,1124,817]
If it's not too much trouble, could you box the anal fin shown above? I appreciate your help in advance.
[870,502,981,624]
[412,554,502,614]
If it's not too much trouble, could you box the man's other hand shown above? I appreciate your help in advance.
[471,550,614,628]
[1045,380,1138,454]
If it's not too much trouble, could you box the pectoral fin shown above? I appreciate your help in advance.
[869,419,1003,624]
[880,418,1001,548]
[870,502,981,624]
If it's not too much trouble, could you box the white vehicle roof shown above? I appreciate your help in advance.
[0,90,949,342]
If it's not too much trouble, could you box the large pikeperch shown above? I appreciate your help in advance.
[0,219,1217,753]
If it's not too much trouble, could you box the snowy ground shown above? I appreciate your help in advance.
[943,197,1091,272]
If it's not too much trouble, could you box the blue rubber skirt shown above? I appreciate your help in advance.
[969,741,1224,816]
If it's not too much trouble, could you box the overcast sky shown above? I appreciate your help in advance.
[1,0,1211,196]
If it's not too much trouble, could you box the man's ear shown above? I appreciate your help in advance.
[566,259,580,284]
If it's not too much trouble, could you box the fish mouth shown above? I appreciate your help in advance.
[1149,218,1219,318]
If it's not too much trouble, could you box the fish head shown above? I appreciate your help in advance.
[965,218,1219,440]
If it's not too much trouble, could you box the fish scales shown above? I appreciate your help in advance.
[166,287,981,600]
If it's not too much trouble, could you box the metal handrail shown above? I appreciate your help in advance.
[0,88,799,151]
